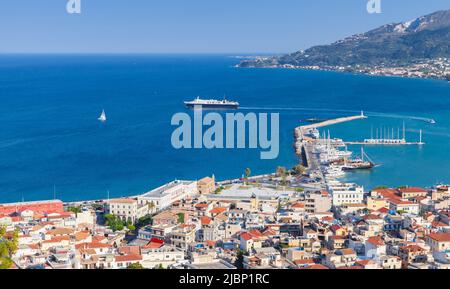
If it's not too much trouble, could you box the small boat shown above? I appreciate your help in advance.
[428,119,436,124]
[305,118,328,123]
[98,110,107,122]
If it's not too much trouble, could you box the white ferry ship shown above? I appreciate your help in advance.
[184,97,239,109]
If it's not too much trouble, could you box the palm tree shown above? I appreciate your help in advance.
[276,166,288,186]
[244,168,251,185]
[276,166,287,176]
[245,168,251,179]
[148,201,155,213]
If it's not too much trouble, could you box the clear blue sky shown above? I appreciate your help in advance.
[0,0,448,53]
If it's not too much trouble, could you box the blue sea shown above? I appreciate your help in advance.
[0,54,449,203]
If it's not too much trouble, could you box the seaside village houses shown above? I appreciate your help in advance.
[2,174,450,269]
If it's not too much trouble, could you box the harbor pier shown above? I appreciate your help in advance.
[294,113,368,174]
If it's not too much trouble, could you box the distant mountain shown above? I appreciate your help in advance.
[239,10,450,69]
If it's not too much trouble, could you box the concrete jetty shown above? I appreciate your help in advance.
[345,141,425,145]
[300,114,368,131]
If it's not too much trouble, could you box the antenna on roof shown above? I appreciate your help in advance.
[53,185,56,200]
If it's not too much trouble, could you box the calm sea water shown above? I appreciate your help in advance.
[0,54,449,203]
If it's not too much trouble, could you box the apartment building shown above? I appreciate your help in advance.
[329,183,364,206]
[108,198,148,223]
[304,191,332,213]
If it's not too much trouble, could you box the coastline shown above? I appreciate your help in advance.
[235,64,450,82]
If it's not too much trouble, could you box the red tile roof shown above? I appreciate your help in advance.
[42,236,70,243]
[428,232,450,242]
[118,246,141,255]
[115,254,142,262]
[291,202,305,209]
[363,214,381,221]
[400,245,425,253]
[330,224,342,232]
[75,242,112,250]
[200,216,212,226]
[366,236,385,246]
[195,203,209,209]
[397,187,427,193]
[209,207,227,214]
[240,232,253,241]
[294,259,315,265]
[249,229,264,238]
[377,207,389,213]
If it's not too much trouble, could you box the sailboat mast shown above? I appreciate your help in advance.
[403,121,406,141]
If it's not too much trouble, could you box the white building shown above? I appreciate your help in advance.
[329,183,365,206]
[108,198,148,223]
[141,245,185,268]
[138,180,198,211]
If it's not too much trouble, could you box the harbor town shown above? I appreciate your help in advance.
[1,114,449,270]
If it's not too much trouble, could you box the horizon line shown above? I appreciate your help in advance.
[0,52,287,55]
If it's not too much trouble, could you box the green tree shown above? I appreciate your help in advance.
[177,213,185,224]
[277,203,283,213]
[234,250,245,269]
[67,206,82,214]
[137,215,153,228]
[127,263,144,269]
[276,166,288,185]
[104,214,125,232]
[214,186,224,194]
[292,165,306,175]
[0,226,19,269]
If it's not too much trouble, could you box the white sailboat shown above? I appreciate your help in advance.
[98,109,107,122]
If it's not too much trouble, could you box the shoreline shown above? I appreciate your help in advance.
[236,65,450,82]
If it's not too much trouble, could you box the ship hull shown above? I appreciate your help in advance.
[185,103,239,110]
[342,163,375,171]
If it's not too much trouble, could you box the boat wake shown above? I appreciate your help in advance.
[364,112,436,124]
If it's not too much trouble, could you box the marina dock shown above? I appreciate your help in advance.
[294,113,368,183]
[294,111,426,189]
